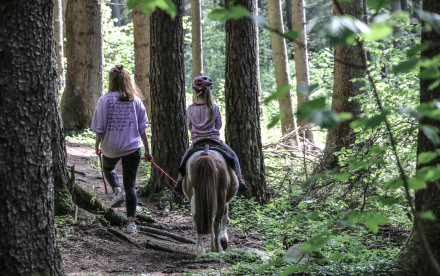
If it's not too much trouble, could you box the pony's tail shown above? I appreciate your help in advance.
[194,156,217,235]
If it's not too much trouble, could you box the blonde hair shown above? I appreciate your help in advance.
[108,65,143,101]
[196,88,214,120]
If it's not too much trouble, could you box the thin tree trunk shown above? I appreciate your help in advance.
[191,0,203,78]
[53,0,65,91]
[61,0,103,130]
[225,0,268,204]
[148,0,188,194]
[111,0,121,26]
[267,0,297,141]
[0,1,64,274]
[133,5,151,119]
[292,0,314,142]
[321,0,365,170]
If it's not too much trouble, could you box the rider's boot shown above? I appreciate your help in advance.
[173,178,183,194]
[238,178,249,194]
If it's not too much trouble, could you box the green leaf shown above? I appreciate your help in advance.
[348,160,372,170]
[362,22,393,41]
[127,0,177,18]
[377,197,399,206]
[341,211,362,225]
[417,152,438,165]
[267,114,281,129]
[322,16,369,45]
[302,232,332,252]
[428,79,440,90]
[282,30,300,41]
[416,9,440,33]
[371,145,386,155]
[338,112,353,122]
[384,178,403,190]
[392,58,419,73]
[365,111,389,129]
[297,83,319,96]
[208,4,250,22]
[363,212,389,233]
[330,171,351,182]
[406,42,430,57]
[307,110,339,129]
[408,177,427,191]
[263,85,291,104]
[420,68,440,80]
[366,0,398,9]
[307,210,320,219]
[416,166,440,182]
[301,174,322,189]
[420,125,440,146]
[419,210,436,221]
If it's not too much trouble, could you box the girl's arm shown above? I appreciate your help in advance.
[141,131,153,161]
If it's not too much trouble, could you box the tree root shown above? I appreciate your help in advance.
[72,182,126,226]
[138,225,195,244]
[107,228,139,247]
[144,240,177,253]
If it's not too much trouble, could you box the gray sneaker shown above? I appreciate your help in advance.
[126,223,140,234]
[110,191,125,208]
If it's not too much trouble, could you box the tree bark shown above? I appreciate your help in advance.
[225,0,268,203]
[53,0,65,91]
[191,0,203,79]
[133,5,152,119]
[396,0,440,274]
[61,0,103,130]
[148,0,188,194]
[111,0,121,26]
[321,0,365,170]
[0,1,64,274]
[292,0,314,142]
[267,0,298,141]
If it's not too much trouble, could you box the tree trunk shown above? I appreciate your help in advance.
[133,5,152,119]
[61,0,103,130]
[191,0,203,79]
[53,0,65,91]
[225,0,268,204]
[148,0,188,194]
[0,1,64,274]
[267,0,297,140]
[111,0,121,27]
[397,0,440,274]
[285,0,294,60]
[401,0,409,11]
[292,0,314,142]
[322,0,365,170]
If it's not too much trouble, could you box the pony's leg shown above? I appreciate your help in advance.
[212,195,226,253]
[196,232,205,254]
[220,203,230,250]
[191,195,205,254]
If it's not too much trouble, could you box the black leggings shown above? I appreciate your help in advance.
[102,148,141,217]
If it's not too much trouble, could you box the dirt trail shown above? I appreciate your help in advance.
[61,138,261,275]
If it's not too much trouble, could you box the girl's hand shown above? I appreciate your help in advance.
[144,152,153,162]
[96,148,101,156]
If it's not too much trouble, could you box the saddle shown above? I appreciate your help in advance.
[178,139,236,176]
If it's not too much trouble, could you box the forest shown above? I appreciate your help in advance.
[1,0,440,275]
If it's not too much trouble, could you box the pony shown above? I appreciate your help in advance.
[183,150,238,254]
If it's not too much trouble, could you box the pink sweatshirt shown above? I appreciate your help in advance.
[186,103,221,144]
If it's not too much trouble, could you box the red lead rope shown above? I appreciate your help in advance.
[97,150,108,194]
[142,158,177,184]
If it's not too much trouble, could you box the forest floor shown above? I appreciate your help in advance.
[59,138,263,275]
